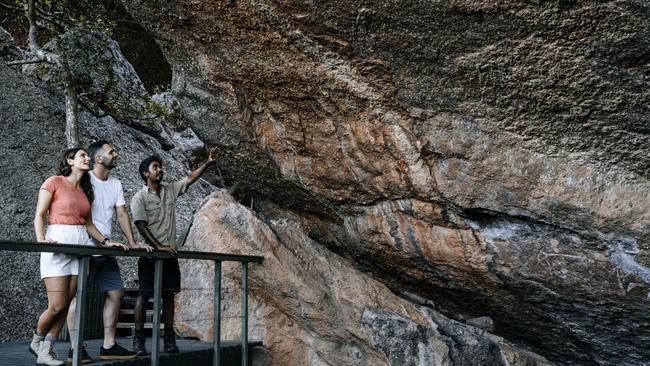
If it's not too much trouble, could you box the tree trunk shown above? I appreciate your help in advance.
[26,0,38,52]
[64,69,79,148]
[25,0,56,63]
[27,0,77,147]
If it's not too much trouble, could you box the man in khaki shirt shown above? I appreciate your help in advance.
[130,147,217,355]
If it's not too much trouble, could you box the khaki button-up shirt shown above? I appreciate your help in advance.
[131,178,187,247]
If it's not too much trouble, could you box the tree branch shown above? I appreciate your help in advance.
[25,0,59,64]
[34,5,67,32]
[6,58,48,66]
[0,1,65,31]
[112,27,142,34]
[216,167,227,188]
[0,1,20,11]
[78,97,110,119]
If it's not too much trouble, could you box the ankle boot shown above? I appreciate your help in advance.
[133,333,148,356]
[36,339,64,366]
[29,330,44,357]
[163,329,179,353]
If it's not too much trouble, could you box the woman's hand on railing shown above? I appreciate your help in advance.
[38,239,57,244]
[104,241,129,251]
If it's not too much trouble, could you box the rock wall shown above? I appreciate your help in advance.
[122,1,650,364]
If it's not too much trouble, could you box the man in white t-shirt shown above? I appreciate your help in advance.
[66,140,153,363]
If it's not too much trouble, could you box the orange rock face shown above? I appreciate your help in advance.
[122,1,650,363]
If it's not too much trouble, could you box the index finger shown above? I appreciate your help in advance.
[209,146,218,158]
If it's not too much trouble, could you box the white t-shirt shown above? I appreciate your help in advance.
[90,171,125,239]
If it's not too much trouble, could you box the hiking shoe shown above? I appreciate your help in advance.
[99,342,138,360]
[133,334,148,356]
[29,330,43,357]
[36,340,64,366]
[66,345,93,364]
[163,329,179,353]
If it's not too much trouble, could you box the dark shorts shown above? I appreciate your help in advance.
[89,256,124,295]
[137,257,181,297]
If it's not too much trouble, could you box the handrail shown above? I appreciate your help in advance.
[0,239,262,366]
[0,240,264,262]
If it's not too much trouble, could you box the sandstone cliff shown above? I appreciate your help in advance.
[120,1,649,365]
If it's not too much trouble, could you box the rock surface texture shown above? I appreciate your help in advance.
[179,193,551,366]
[122,1,650,364]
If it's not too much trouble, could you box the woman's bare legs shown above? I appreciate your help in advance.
[37,275,77,337]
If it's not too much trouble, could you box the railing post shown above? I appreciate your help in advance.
[241,262,248,366]
[72,255,90,366]
[213,260,222,366]
[151,258,163,366]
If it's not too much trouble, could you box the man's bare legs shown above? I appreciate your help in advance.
[133,295,147,331]
[162,294,174,330]
[132,293,178,353]
[67,288,124,348]
[162,293,178,353]
[134,294,174,329]
[102,289,124,348]
[132,295,148,355]
[66,281,132,362]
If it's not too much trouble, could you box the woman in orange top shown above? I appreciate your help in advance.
[30,148,128,366]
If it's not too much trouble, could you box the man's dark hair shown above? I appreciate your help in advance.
[139,155,163,182]
[88,139,110,163]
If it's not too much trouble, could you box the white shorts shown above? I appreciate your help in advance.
[40,224,91,279]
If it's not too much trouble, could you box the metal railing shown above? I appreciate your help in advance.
[0,240,264,366]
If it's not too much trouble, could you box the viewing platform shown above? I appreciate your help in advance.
[0,338,263,366]
[0,240,264,366]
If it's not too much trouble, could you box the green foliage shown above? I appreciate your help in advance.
[17,0,120,34]
[17,1,171,130]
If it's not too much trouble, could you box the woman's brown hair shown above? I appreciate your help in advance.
[58,148,94,203]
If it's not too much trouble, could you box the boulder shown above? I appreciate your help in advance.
[178,192,551,365]
[0,26,21,60]
[0,26,14,54]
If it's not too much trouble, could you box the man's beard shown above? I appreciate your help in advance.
[101,157,116,170]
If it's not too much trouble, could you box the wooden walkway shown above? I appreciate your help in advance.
[0,337,262,366]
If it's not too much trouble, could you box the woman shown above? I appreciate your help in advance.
[30,148,127,366]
